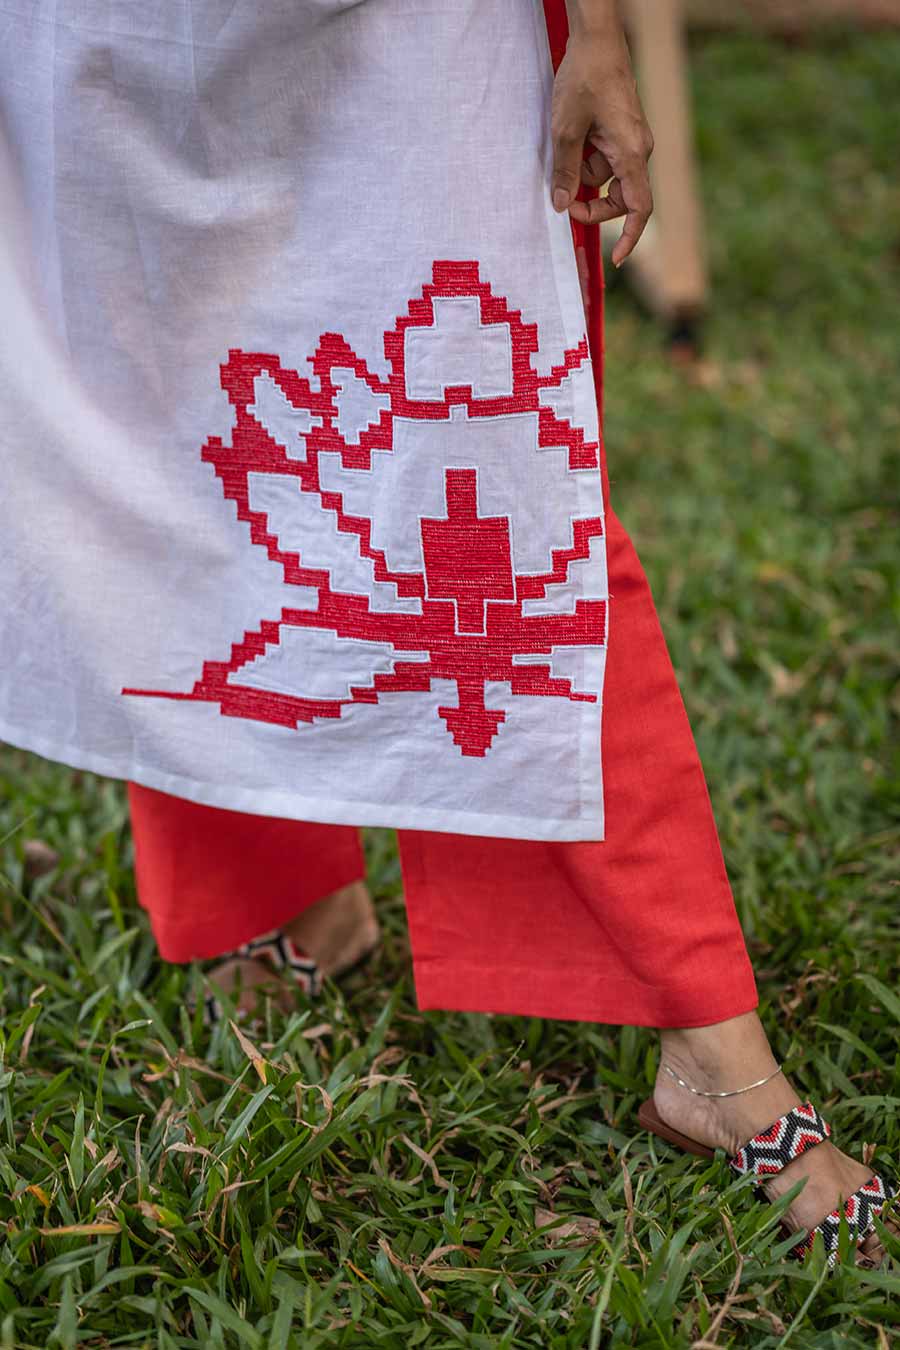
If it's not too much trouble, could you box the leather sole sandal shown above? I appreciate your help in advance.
[200,927,322,1026]
[199,924,381,1026]
[639,1097,897,1268]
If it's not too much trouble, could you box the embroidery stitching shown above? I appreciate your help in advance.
[123,261,607,756]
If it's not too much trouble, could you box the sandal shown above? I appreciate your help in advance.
[639,1096,896,1267]
[200,927,322,1026]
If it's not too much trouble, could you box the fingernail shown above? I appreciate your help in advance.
[553,188,570,213]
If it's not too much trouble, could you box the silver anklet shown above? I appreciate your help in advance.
[661,1062,783,1099]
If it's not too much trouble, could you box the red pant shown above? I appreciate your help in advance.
[129,495,757,1029]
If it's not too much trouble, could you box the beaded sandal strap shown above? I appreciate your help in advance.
[729,1101,831,1178]
[234,928,321,996]
[201,927,321,1027]
[794,1173,897,1267]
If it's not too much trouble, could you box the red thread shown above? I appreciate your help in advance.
[421,470,515,634]
[123,261,605,756]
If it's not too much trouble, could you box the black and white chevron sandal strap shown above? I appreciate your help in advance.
[199,928,321,1027]
[729,1101,831,1178]
[232,928,322,996]
[793,1173,896,1267]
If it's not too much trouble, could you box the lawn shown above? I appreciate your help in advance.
[1,27,898,1350]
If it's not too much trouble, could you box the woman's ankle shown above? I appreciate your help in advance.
[659,1011,779,1093]
[654,1012,800,1155]
[283,879,378,977]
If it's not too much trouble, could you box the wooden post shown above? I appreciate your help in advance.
[613,0,899,328]
[617,0,709,326]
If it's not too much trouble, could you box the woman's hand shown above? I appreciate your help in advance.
[552,3,654,267]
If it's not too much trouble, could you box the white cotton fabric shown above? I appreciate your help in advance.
[0,0,608,841]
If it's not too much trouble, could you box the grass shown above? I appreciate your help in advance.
[1,27,899,1350]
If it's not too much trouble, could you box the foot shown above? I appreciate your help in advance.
[654,1013,895,1265]
[206,879,379,1016]
[282,879,380,979]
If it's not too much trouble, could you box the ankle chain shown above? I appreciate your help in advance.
[661,1061,783,1099]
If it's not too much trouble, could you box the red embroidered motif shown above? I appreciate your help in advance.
[123,262,606,756]
[421,470,515,634]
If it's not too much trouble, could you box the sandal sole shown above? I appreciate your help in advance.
[637,1097,717,1160]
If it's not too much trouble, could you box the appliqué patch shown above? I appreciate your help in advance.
[124,261,607,756]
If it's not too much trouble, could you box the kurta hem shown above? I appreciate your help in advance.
[2,715,606,843]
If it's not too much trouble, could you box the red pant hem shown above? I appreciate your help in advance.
[148,858,367,963]
[411,958,759,1029]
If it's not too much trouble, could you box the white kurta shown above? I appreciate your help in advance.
[0,0,608,840]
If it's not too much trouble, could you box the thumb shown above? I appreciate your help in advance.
[551,127,586,213]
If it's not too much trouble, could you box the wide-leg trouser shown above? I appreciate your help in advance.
[128,492,758,1029]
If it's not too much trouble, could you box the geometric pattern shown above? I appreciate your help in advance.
[729,1101,832,1178]
[122,261,607,757]
[202,928,320,1026]
[728,1100,897,1266]
[793,1173,896,1267]
[232,929,321,995]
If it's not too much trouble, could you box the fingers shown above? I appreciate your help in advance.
[569,167,653,268]
[568,177,625,225]
[551,115,591,214]
[581,149,613,188]
[609,168,653,267]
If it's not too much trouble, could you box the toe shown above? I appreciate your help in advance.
[857,1230,885,1266]
[207,956,288,1014]
[855,1214,898,1267]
